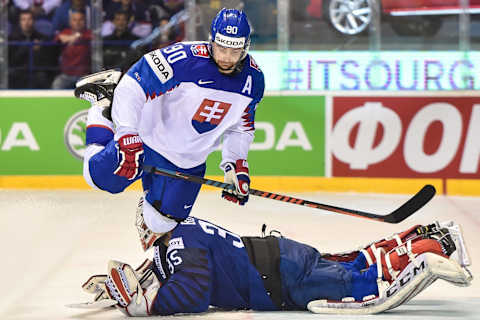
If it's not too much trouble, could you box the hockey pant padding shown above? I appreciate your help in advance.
[143,144,205,221]
[278,238,353,309]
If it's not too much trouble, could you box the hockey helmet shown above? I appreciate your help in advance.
[210,8,251,59]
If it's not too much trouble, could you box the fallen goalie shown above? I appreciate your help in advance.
[74,205,472,316]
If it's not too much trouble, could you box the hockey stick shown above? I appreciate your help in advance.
[143,165,436,224]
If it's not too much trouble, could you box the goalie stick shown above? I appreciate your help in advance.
[143,165,436,224]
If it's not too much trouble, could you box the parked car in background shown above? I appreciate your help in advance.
[307,0,480,36]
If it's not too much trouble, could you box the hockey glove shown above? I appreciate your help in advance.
[114,134,144,180]
[105,260,160,316]
[222,159,250,206]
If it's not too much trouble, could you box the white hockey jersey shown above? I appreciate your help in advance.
[112,42,265,169]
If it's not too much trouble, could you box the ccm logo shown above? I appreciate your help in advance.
[386,260,426,297]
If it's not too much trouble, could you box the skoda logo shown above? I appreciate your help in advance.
[64,109,88,160]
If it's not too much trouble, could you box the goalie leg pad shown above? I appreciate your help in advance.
[307,252,469,314]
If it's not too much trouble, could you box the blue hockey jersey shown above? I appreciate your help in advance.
[150,216,276,315]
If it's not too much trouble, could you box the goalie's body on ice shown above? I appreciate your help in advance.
[79,211,472,316]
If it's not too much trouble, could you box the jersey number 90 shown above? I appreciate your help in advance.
[162,45,187,64]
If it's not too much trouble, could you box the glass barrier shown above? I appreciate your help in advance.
[0,0,478,89]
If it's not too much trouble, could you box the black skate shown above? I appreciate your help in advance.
[74,69,122,120]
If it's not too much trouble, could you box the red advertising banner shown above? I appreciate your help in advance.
[331,97,480,179]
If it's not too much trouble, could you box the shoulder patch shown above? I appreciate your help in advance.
[144,49,173,84]
[249,56,261,72]
[190,44,210,58]
[168,237,185,253]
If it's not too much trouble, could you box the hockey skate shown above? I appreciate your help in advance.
[308,220,472,314]
[74,69,122,119]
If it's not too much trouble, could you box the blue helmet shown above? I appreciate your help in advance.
[210,8,251,54]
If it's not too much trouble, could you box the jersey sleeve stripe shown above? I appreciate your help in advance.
[170,282,198,306]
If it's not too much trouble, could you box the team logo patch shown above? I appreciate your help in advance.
[168,237,185,253]
[192,99,231,134]
[64,109,88,160]
[190,44,209,58]
[145,49,173,84]
[250,57,260,72]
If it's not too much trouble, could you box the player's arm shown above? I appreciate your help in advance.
[221,71,265,206]
[151,247,211,315]
[104,246,211,316]
[111,47,183,180]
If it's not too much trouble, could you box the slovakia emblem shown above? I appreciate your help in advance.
[249,57,260,72]
[192,99,231,134]
[190,44,209,58]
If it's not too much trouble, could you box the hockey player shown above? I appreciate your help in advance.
[79,208,472,316]
[75,8,263,238]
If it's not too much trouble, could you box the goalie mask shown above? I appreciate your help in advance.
[209,8,251,74]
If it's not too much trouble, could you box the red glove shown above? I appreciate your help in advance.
[114,134,144,180]
[222,159,250,206]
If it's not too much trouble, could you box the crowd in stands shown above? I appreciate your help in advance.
[6,0,185,89]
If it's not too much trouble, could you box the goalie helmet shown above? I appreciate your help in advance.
[209,8,251,70]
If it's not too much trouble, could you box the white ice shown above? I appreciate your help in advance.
[1,189,479,319]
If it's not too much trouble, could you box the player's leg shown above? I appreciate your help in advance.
[278,237,355,309]
[141,144,206,247]
[307,221,472,314]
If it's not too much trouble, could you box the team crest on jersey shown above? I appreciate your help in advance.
[190,44,209,58]
[192,99,231,134]
[249,56,260,72]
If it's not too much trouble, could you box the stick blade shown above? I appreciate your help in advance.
[66,299,118,309]
[384,184,436,223]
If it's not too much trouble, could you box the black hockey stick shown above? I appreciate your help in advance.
[143,165,436,224]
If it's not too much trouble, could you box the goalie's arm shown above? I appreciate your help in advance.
[152,247,211,315]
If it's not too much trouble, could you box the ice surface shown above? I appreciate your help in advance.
[1,189,478,319]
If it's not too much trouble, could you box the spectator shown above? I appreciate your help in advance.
[103,10,139,69]
[11,0,60,37]
[51,11,91,89]
[104,0,151,37]
[148,0,184,27]
[8,10,53,88]
[12,0,60,18]
[52,0,90,33]
[152,17,182,49]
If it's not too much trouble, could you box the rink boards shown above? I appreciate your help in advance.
[0,90,479,196]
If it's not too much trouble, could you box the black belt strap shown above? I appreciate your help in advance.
[241,236,284,309]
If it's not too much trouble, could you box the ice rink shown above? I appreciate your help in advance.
[1,188,479,319]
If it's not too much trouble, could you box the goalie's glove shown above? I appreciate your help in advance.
[114,134,144,180]
[105,260,160,316]
[222,159,250,206]
[79,259,156,309]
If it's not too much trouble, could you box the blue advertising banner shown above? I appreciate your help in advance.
[251,51,477,91]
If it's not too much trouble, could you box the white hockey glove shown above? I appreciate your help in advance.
[105,260,161,316]
[70,259,155,310]
[222,159,250,206]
